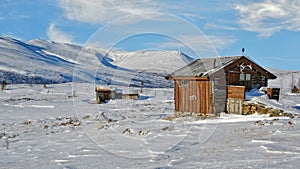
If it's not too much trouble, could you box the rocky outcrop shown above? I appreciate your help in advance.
[242,102,294,118]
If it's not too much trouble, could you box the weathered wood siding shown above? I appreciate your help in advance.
[174,79,211,115]
[211,71,227,115]
[95,87,113,103]
[227,98,244,114]
[226,85,245,114]
[228,72,240,85]
[227,85,245,99]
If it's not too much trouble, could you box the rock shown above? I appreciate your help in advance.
[287,113,295,118]
[243,108,250,115]
[243,107,250,115]
[162,126,175,131]
[269,109,284,117]
[243,102,249,106]
[250,110,256,115]
[251,104,257,111]
[123,128,132,134]
[163,116,174,121]
[257,108,268,115]
[257,105,265,111]
[139,130,149,135]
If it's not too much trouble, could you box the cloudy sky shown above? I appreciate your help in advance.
[1,0,300,71]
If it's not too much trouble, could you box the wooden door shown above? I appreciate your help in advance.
[228,72,240,85]
[174,80,211,115]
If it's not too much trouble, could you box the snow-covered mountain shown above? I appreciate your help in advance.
[106,50,193,73]
[0,36,192,87]
[267,67,300,94]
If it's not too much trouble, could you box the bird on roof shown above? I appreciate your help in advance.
[242,48,245,54]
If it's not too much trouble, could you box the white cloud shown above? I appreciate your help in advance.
[235,0,300,37]
[58,0,161,25]
[57,0,237,54]
[47,23,73,43]
[156,35,236,57]
[204,23,240,31]
[208,35,237,50]
[177,35,236,51]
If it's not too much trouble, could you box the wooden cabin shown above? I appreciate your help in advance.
[166,56,277,116]
[95,87,115,104]
[267,87,280,101]
[95,87,138,103]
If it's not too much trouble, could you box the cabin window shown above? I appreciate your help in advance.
[245,74,251,81]
[179,80,189,87]
[239,73,244,81]
[240,73,251,81]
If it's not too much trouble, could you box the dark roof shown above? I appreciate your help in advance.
[167,56,242,77]
[166,56,277,79]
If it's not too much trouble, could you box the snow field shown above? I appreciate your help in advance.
[0,83,299,168]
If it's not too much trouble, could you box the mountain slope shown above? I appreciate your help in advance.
[267,67,300,94]
[0,37,193,87]
[0,36,75,83]
[106,50,193,74]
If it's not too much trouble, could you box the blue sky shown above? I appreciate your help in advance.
[1,0,300,71]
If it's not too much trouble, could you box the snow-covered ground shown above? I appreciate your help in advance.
[0,82,299,169]
[1,36,300,168]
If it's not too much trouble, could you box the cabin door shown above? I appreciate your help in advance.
[177,80,203,113]
[175,80,210,114]
[239,73,252,90]
[228,72,240,85]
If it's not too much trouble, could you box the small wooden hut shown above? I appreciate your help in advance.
[267,87,280,101]
[95,87,138,103]
[166,56,277,116]
[95,87,115,104]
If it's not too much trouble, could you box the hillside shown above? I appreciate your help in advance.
[267,67,300,94]
[0,36,193,87]
[106,50,193,74]
[2,36,299,90]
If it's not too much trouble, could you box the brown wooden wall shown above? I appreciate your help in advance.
[174,79,211,115]
[227,85,245,99]
[225,57,276,90]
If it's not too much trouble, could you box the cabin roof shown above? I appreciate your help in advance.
[166,56,277,79]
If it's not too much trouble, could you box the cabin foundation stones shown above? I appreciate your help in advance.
[240,102,294,118]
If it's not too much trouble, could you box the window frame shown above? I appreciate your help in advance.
[239,73,251,81]
[179,80,189,87]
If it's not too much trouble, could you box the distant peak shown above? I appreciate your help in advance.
[0,36,20,43]
[27,38,57,44]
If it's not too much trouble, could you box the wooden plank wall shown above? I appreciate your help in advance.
[227,98,244,114]
[174,79,211,115]
[211,73,227,115]
[227,85,245,99]
[226,86,245,114]
[228,72,240,85]
[174,81,179,111]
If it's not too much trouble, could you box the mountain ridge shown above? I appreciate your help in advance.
[0,36,192,87]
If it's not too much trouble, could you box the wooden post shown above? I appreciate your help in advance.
[140,81,144,93]
[95,88,100,104]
